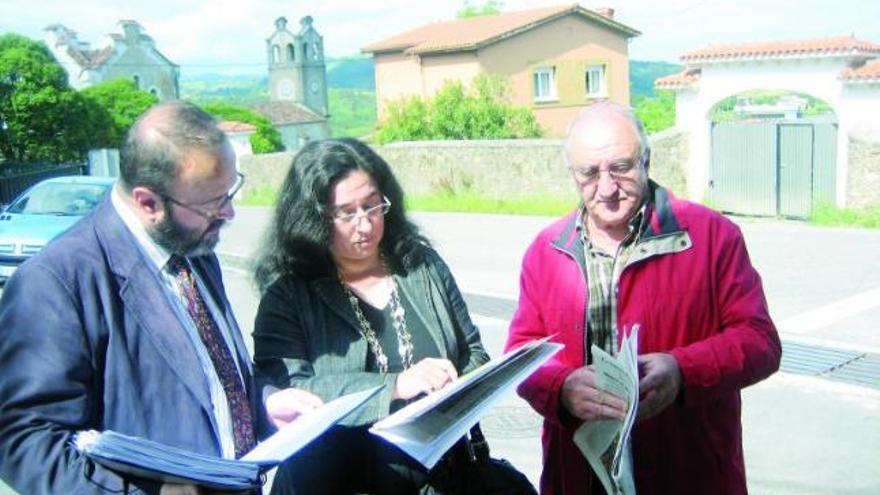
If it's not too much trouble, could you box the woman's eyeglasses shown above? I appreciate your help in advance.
[331,196,391,224]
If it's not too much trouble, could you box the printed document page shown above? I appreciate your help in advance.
[573,326,640,495]
[371,337,563,469]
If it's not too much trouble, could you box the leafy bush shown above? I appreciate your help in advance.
[375,73,542,144]
[632,90,675,134]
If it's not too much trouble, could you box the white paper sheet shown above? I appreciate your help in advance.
[370,337,563,468]
[242,386,381,465]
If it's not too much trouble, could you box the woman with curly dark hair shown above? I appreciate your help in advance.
[253,138,489,494]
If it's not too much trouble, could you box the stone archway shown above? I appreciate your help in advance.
[657,36,880,209]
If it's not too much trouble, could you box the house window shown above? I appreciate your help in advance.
[533,67,556,102]
[272,45,281,63]
[287,43,295,61]
[312,42,320,61]
[132,75,140,89]
[585,64,606,98]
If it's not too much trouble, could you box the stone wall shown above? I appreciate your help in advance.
[238,131,691,204]
[646,127,689,198]
[847,134,880,209]
[377,139,571,199]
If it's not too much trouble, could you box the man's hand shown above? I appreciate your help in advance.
[266,388,324,429]
[393,358,458,400]
[637,352,683,421]
[560,366,627,422]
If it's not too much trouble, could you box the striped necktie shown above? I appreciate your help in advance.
[167,255,256,458]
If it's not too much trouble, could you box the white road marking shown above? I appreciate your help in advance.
[777,287,880,337]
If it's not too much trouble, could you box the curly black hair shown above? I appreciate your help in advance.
[254,138,430,291]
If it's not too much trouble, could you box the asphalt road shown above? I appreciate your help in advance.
[1,208,878,494]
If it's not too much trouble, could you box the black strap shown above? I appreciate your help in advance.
[468,423,490,462]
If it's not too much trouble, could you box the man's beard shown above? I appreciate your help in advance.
[150,215,224,257]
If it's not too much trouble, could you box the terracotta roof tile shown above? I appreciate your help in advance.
[654,68,701,89]
[249,101,325,126]
[362,3,639,55]
[681,36,880,63]
[218,121,257,133]
[841,60,880,82]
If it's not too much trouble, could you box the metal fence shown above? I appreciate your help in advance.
[0,162,86,204]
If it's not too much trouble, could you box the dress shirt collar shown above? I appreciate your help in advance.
[111,185,173,273]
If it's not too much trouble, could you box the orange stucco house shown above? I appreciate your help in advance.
[362,4,640,137]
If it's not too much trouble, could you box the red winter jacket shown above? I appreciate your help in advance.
[505,184,781,495]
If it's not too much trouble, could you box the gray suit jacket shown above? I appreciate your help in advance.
[253,248,490,427]
[0,198,269,494]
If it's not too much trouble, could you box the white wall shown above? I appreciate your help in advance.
[674,56,880,206]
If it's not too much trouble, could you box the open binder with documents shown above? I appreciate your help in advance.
[72,386,381,490]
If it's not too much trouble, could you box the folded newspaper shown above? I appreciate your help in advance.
[370,336,563,469]
[573,325,640,495]
[72,386,381,490]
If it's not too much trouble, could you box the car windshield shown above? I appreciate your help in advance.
[7,182,110,216]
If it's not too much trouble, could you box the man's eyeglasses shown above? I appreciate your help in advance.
[569,153,646,185]
[331,196,391,224]
[162,172,245,221]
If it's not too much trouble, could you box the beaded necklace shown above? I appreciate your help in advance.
[340,273,414,373]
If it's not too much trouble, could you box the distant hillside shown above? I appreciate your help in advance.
[629,60,682,98]
[180,73,268,105]
[327,56,375,90]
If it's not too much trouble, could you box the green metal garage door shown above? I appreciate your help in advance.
[710,121,836,218]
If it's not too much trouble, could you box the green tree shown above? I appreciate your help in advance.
[0,33,96,162]
[457,0,503,18]
[80,78,157,148]
[633,90,676,134]
[375,73,541,144]
[200,102,284,154]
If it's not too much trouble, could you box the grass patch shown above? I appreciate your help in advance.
[810,204,880,229]
[240,187,576,216]
[406,191,574,216]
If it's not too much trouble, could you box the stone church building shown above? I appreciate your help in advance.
[251,15,330,151]
[44,20,179,100]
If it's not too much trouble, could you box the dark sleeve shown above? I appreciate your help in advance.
[252,278,398,426]
[0,263,158,495]
[428,251,490,373]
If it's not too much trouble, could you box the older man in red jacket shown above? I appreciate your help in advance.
[505,102,781,495]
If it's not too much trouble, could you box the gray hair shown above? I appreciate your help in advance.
[119,100,227,195]
[564,101,651,165]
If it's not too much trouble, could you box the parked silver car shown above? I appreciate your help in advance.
[0,175,115,283]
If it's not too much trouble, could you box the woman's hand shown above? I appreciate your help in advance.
[392,358,458,400]
[266,388,324,429]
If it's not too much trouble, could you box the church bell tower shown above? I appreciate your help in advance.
[266,15,328,117]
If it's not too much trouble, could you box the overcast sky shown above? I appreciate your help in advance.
[2,0,879,76]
